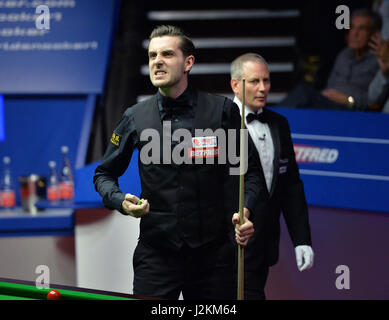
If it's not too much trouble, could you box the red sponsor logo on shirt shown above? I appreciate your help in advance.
[188,147,220,159]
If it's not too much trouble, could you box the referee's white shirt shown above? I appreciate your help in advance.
[233,96,274,192]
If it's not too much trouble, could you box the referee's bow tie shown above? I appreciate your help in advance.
[246,111,267,124]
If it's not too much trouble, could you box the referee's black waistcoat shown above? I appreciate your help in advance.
[132,89,238,251]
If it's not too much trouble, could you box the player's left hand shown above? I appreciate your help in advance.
[295,245,314,272]
[122,193,150,218]
[232,208,254,247]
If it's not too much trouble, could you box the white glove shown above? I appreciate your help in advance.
[295,245,314,272]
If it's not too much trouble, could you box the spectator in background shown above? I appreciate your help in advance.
[367,34,389,112]
[374,0,389,39]
[368,0,389,112]
[279,9,382,111]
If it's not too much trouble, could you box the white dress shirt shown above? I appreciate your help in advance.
[234,96,274,192]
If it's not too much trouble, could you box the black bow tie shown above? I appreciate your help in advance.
[160,92,192,114]
[246,112,267,124]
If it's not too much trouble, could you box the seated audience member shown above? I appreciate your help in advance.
[368,0,389,112]
[375,0,389,39]
[368,34,389,112]
[279,9,382,111]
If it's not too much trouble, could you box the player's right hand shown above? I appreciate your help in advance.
[232,208,254,247]
[121,193,149,218]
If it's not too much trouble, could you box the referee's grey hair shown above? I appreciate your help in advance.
[230,53,269,79]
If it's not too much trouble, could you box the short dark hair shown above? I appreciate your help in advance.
[352,9,383,33]
[149,25,195,57]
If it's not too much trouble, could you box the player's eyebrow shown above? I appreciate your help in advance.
[148,49,175,58]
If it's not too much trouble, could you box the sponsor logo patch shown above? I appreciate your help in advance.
[110,132,121,146]
[192,136,217,148]
[189,136,218,159]
[279,165,287,174]
[188,147,220,159]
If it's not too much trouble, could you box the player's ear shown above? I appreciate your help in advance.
[184,55,195,73]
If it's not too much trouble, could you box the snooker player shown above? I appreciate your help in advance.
[93,25,264,299]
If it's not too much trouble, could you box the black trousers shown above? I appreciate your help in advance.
[133,237,237,300]
[244,265,269,300]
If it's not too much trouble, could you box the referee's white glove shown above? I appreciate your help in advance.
[295,245,314,272]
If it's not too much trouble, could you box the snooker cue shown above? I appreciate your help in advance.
[237,78,246,300]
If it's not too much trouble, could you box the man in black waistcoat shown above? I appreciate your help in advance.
[94,25,263,299]
[230,53,314,300]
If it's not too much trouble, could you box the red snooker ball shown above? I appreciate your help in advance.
[47,289,61,300]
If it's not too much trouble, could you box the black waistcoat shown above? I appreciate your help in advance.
[132,91,231,250]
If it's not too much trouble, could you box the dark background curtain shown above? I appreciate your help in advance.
[86,1,147,163]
